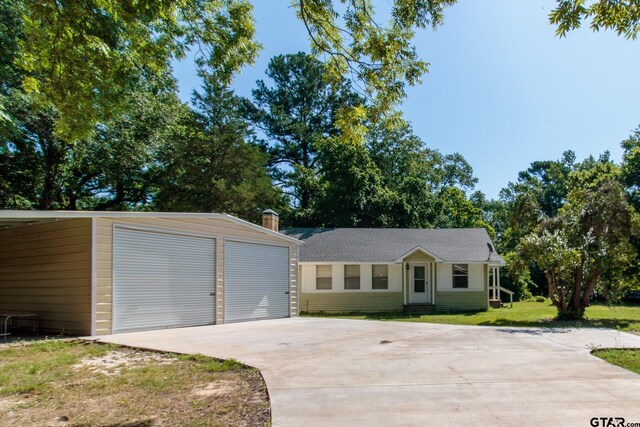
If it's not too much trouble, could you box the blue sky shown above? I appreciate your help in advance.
[172,0,640,199]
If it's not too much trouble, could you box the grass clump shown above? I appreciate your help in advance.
[592,348,640,375]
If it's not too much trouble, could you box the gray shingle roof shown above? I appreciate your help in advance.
[281,228,504,264]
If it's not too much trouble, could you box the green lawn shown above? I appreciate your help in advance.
[592,348,640,375]
[304,300,640,332]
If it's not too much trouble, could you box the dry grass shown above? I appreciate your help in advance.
[0,340,269,427]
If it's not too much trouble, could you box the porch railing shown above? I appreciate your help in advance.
[498,286,513,308]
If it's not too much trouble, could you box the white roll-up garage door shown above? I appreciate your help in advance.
[224,241,290,323]
[113,228,216,333]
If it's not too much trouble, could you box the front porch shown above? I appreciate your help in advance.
[489,265,512,308]
[399,246,506,312]
[398,246,440,307]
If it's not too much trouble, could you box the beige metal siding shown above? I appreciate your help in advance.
[0,219,92,334]
[95,217,298,335]
[300,291,403,313]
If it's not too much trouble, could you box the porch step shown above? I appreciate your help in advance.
[403,304,436,314]
[489,299,504,308]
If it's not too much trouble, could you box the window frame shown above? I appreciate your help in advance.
[372,264,389,290]
[344,264,361,290]
[316,265,332,290]
[452,263,469,289]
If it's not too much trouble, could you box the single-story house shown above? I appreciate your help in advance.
[0,210,300,336]
[280,228,505,313]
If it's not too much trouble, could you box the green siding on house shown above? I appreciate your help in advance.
[435,291,488,311]
[300,291,403,313]
[435,264,488,311]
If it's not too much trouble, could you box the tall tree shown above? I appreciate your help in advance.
[618,127,640,293]
[514,180,638,319]
[154,81,280,222]
[14,0,260,139]
[0,72,182,210]
[366,120,483,229]
[313,138,391,227]
[621,127,640,210]
[243,52,363,223]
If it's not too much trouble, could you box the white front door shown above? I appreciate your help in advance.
[410,264,430,303]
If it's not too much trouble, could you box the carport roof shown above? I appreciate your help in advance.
[0,210,302,245]
[281,227,504,264]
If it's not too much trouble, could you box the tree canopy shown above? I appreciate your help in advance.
[550,0,640,39]
[13,0,260,139]
[8,0,640,140]
[514,180,638,319]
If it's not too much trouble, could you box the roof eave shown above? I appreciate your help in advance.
[0,210,302,245]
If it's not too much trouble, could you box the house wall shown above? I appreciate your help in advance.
[435,263,488,311]
[94,217,298,335]
[298,258,491,313]
[299,263,403,312]
[0,219,92,334]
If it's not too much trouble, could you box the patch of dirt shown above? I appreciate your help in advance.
[0,396,21,413]
[192,379,240,397]
[2,343,270,427]
[73,349,175,375]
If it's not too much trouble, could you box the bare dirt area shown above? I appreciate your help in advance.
[0,340,269,427]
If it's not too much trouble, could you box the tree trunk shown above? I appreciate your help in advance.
[546,271,560,309]
[581,269,602,308]
[571,262,584,310]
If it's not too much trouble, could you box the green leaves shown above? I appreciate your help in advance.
[550,0,640,39]
[153,81,280,222]
[294,0,456,126]
[621,127,640,209]
[15,0,259,140]
[514,179,638,319]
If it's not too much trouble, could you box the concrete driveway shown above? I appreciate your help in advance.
[97,318,640,426]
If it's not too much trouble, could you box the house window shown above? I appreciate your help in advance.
[316,265,332,290]
[452,264,468,288]
[344,265,360,290]
[372,265,388,290]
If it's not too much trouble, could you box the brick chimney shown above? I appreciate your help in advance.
[262,209,279,232]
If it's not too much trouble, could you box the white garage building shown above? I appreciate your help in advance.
[0,210,300,336]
